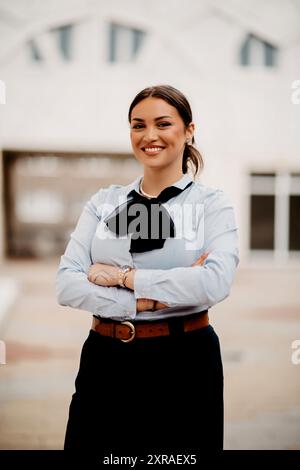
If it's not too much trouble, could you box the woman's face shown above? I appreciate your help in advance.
[130,97,194,170]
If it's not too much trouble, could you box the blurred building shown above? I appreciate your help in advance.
[0,0,299,262]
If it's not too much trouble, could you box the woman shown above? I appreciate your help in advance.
[56,84,239,453]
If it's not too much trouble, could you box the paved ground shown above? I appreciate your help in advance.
[0,259,299,450]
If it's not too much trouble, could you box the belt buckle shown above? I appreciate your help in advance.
[120,321,136,343]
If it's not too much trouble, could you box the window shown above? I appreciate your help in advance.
[3,151,141,258]
[28,23,73,63]
[28,39,43,62]
[108,23,145,63]
[250,173,300,256]
[289,174,300,251]
[250,174,275,250]
[51,24,73,61]
[251,195,275,250]
[240,34,277,67]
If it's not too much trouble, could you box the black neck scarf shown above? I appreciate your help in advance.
[104,179,194,253]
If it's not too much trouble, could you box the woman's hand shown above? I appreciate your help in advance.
[154,301,169,310]
[88,263,119,287]
[136,299,169,313]
[136,298,155,312]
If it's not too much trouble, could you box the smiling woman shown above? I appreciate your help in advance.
[128,91,203,195]
[56,84,239,453]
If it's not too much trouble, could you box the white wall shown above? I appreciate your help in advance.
[0,0,299,264]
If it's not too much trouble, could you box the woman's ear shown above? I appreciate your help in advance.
[186,122,195,141]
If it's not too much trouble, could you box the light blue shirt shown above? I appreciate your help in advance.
[56,173,239,321]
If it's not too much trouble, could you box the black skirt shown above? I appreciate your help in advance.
[64,315,224,453]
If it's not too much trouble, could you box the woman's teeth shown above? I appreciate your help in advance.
[144,147,164,152]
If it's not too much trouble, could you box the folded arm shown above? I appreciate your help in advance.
[132,190,239,310]
[55,190,137,320]
[123,253,209,311]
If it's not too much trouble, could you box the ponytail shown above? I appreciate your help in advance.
[182,137,204,177]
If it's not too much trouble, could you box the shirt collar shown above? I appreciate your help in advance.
[124,173,194,198]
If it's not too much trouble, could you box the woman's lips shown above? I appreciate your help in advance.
[142,147,165,156]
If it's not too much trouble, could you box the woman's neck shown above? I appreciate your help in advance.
[141,170,184,197]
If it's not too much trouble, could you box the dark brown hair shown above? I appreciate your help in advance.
[128,84,204,178]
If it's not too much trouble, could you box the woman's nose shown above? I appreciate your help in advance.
[143,126,158,142]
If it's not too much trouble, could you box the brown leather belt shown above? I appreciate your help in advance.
[92,310,209,343]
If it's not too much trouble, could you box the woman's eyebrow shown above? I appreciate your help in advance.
[131,115,173,122]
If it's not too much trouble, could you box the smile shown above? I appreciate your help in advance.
[142,147,165,155]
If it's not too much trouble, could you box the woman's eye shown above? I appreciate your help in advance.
[132,122,171,129]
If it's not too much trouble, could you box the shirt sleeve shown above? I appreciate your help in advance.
[55,190,137,320]
[133,190,239,310]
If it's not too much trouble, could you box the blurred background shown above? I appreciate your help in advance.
[0,0,299,450]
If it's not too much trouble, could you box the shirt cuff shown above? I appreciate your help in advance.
[134,269,155,299]
[95,287,137,320]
